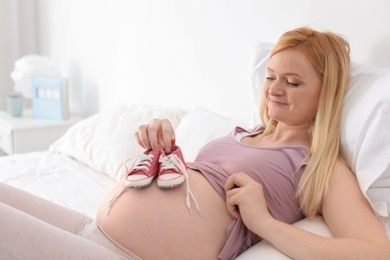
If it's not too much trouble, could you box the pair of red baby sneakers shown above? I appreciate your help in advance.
[107,145,201,216]
[124,145,186,189]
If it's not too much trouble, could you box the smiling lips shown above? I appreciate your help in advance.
[269,98,289,106]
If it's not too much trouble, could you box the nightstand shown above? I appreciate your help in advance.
[0,110,83,155]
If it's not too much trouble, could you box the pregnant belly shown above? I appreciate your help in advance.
[97,169,233,259]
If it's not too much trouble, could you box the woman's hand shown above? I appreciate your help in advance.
[224,172,273,232]
[134,118,176,153]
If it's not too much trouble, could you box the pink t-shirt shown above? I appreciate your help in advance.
[187,126,308,259]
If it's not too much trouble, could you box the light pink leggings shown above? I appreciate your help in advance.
[0,182,141,259]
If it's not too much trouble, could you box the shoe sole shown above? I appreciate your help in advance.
[126,182,153,189]
[157,175,185,189]
[125,176,156,189]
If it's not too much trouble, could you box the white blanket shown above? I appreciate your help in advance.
[0,151,116,218]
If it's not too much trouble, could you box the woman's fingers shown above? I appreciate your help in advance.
[224,173,250,219]
[160,118,176,153]
[225,187,241,219]
[147,119,162,150]
[134,124,151,149]
[225,172,271,229]
[134,118,175,153]
[224,172,251,191]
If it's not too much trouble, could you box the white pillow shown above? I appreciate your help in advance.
[175,107,248,162]
[341,64,390,217]
[50,105,186,182]
[237,216,332,260]
[247,42,274,128]
[249,42,390,217]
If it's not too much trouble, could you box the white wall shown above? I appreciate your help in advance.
[0,0,37,110]
[33,0,390,121]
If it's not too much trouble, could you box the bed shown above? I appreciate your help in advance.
[1,42,389,259]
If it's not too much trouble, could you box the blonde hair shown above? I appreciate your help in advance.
[259,27,350,217]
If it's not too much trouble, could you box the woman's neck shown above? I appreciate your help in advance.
[242,124,311,148]
[270,123,311,147]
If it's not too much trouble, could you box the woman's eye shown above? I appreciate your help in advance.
[287,81,300,87]
[266,76,275,81]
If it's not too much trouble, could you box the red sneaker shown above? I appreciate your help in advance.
[157,146,186,188]
[107,149,161,215]
[124,149,161,188]
[158,145,202,216]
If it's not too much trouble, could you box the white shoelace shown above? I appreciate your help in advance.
[107,154,155,215]
[160,154,202,216]
[127,153,155,173]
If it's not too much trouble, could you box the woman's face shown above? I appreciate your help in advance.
[264,49,322,128]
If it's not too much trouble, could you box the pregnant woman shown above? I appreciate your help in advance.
[1,27,389,260]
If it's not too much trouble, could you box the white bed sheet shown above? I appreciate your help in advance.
[0,151,117,218]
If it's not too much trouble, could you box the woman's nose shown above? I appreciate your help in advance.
[268,80,284,95]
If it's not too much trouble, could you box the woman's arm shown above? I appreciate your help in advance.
[225,161,390,259]
[318,159,390,259]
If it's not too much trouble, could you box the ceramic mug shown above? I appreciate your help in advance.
[6,94,24,117]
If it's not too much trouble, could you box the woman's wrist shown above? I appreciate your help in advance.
[251,214,277,239]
